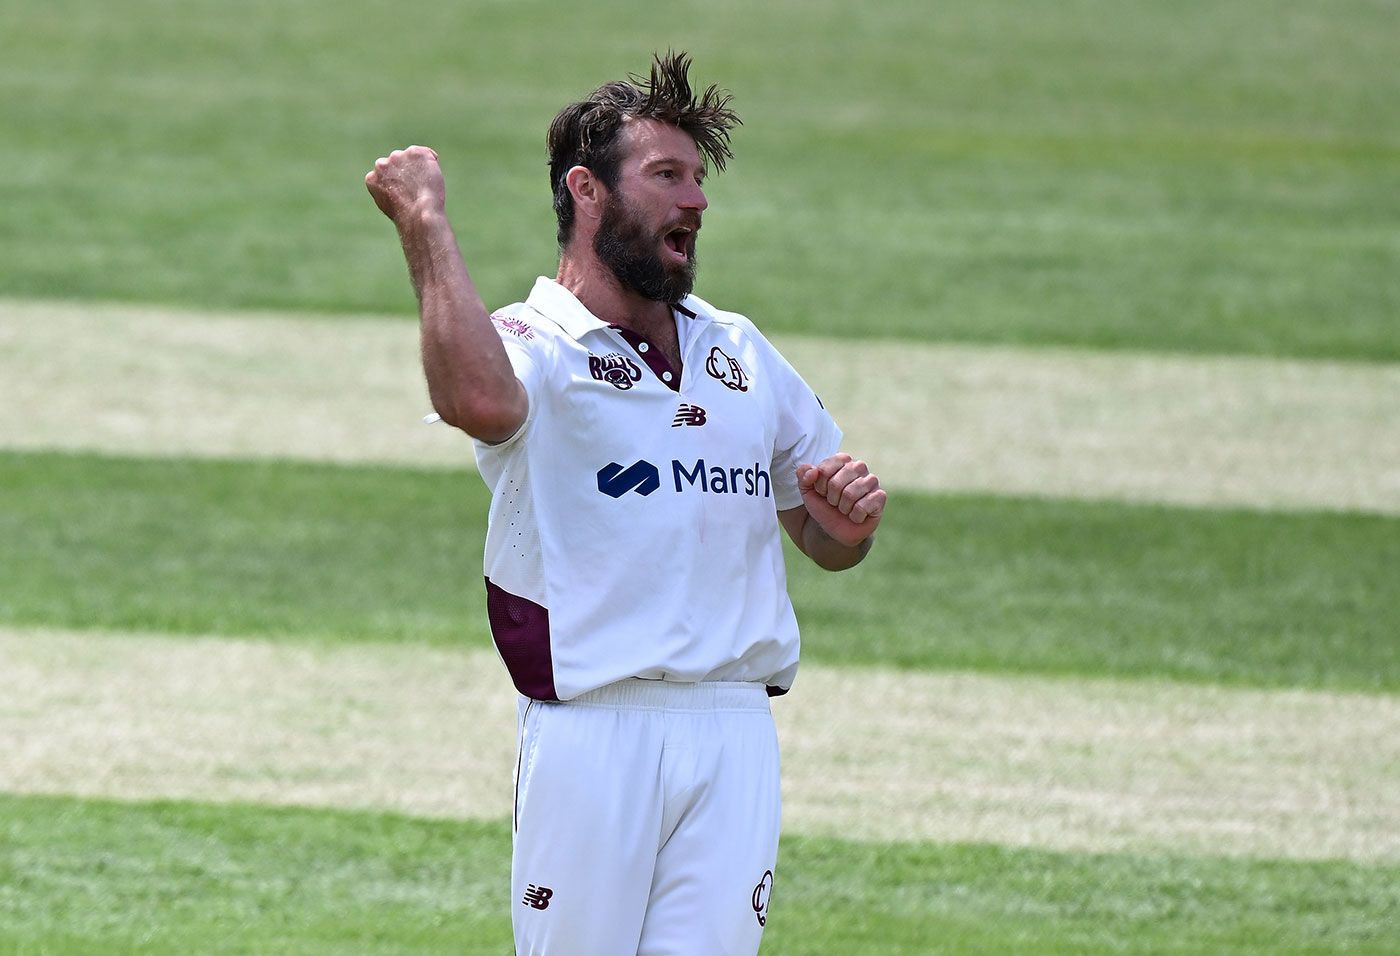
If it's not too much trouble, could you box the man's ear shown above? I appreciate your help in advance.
[566,166,606,222]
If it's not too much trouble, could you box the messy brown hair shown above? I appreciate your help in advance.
[546,51,741,246]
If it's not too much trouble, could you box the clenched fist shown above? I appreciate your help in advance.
[365,145,446,224]
[796,452,885,549]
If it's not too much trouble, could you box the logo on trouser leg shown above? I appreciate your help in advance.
[522,884,554,910]
[752,870,773,927]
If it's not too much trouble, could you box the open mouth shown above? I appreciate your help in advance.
[662,226,695,263]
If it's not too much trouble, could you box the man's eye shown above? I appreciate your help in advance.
[658,169,675,179]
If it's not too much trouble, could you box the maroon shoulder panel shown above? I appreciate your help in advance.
[484,577,558,701]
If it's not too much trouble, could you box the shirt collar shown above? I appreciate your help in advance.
[525,276,710,340]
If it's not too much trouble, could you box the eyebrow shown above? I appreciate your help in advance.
[642,155,707,177]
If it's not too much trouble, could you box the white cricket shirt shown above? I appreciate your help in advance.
[473,277,842,701]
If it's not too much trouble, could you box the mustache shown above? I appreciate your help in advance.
[662,213,703,235]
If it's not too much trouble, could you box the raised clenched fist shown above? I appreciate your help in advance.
[365,145,446,224]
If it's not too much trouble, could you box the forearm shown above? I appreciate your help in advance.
[397,207,525,441]
[799,511,874,571]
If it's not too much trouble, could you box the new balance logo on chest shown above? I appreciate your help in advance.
[671,404,707,427]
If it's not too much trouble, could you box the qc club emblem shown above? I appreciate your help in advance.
[705,346,749,392]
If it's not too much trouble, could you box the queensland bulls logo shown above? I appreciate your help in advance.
[590,353,643,390]
[705,346,749,392]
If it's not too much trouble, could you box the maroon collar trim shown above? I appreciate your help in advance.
[609,309,686,392]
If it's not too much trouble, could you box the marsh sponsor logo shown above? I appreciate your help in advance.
[671,458,770,498]
[596,458,770,499]
[596,460,661,498]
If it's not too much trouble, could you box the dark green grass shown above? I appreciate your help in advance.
[4,450,1398,691]
[1,793,1395,955]
[2,0,1398,358]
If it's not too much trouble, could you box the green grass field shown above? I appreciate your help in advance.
[5,795,1397,955]
[3,0,1398,357]
[4,450,1398,690]
[3,0,1399,951]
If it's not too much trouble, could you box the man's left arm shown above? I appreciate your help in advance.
[778,452,886,571]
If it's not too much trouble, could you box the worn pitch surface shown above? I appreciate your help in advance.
[5,300,1399,513]
[5,628,1397,863]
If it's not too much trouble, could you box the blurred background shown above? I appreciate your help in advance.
[5,0,1398,355]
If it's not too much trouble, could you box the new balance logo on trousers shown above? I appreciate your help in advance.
[511,683,781,955]
[522,884,554,910]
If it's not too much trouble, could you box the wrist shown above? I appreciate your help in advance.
[395,199,449,237]
[803,514,875,568]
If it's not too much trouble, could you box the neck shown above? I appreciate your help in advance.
[556,248,673,336]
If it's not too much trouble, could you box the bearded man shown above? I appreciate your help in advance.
[366,51,886,956]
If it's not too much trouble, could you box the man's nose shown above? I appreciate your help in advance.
[680,181,708,212]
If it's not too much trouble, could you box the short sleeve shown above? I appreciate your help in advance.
[769,356,843,511]
[481,311,551,449]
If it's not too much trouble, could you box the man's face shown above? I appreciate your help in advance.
[592,119,709,303]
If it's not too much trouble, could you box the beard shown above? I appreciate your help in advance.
[593,192,698,303]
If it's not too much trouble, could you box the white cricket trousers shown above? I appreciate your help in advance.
[511,679,781,956]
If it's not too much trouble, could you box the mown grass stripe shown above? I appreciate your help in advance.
[4,450,1396,690]
[4,0,1399,360]
[4,301,1399,512]
[5,628,1397,862]
[2,793,1396,955]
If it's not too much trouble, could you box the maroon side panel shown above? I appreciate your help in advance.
[484,577,558,701]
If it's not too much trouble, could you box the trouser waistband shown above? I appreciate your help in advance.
[556,678,770,712]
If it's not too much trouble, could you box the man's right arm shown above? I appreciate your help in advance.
[365,146,527,443]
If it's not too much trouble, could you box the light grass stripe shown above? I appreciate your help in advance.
[3,299,1398,512]
[4,627,1396,862]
